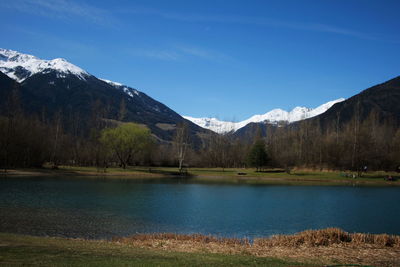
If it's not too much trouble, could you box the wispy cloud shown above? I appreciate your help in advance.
[175,45,231,61]
[3,25,99,61]
[116,7,395,42]
[1,0,117,27]
[129,45,231,62]
[131,50,180,61]
[4,2,392,42]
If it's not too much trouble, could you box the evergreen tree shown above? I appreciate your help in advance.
[247,139,269,171]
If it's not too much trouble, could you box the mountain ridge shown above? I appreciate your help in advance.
[184,98,345,134]
[0,48,209,145]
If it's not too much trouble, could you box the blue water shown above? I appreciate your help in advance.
[1,177,399,239]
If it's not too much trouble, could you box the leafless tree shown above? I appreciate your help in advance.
[174,122,190,172]
[118,98,127,121]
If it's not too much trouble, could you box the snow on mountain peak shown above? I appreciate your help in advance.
[184,98,345,134]
[99,78,141,98]
[100,78,123,87]
[0,48,89,82]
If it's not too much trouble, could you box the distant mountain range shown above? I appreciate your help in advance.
[0,48,208,144]
[232,75,400,140]
[184,98,345,133]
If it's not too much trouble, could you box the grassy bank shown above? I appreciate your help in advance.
[0,233,312,267]
[2,166,400,186]
[1,228,400,266]
[189,168,400,186]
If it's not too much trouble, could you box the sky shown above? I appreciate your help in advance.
[1,0,400,121]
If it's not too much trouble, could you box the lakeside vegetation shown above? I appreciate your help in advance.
[1,228,399,266]
[3,165,399,186]
[1,89,400,177]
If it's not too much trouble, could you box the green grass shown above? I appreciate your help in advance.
[60,165,398,178]
[124,166,399,185]
[5,165,400,186]
[0,233,314,266]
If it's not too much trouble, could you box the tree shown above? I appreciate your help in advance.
[247,139,269,171]
[1,87,22,171]
[174,122,190,172]
[351,100,361,172]
[90,99,110,168]
[118,98,127,121]
[50,111,62,169]
[99,123,152,169]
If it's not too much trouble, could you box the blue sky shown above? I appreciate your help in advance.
[1,0,399,121]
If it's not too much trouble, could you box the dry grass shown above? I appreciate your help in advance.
[114,228,400,266]
[114,233,250,246]
[255,228,400,248]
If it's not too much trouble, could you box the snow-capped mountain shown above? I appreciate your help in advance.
[0,48,207,144]
[0,48,89,82]
[184,98,345,134]
[0,48,146,101]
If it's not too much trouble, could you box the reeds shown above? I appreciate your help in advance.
[114,228,400,248]
[254,228,400,248]
[112,229,400,266]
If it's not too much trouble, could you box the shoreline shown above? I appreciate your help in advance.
[1,228,399,266]
[1,166,399,186]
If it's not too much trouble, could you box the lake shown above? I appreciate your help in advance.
[1,176,399,240]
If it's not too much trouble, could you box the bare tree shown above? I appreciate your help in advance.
[51,111,62,169]
[118,98,127,121]
[351,100,361,172]
[174,122,190,172]
[2,87,22,172]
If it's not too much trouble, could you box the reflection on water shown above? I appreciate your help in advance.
[1,176,399,239]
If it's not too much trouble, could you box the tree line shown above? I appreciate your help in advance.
[1,89,399,172]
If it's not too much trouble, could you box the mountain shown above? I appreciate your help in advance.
[313,75,400,127]
[0,48,208,143]
[184,98,345,134]
[233,76,400,140]
[0,48,88,82]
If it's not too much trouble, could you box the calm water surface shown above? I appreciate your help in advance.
[1,176,399,239]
